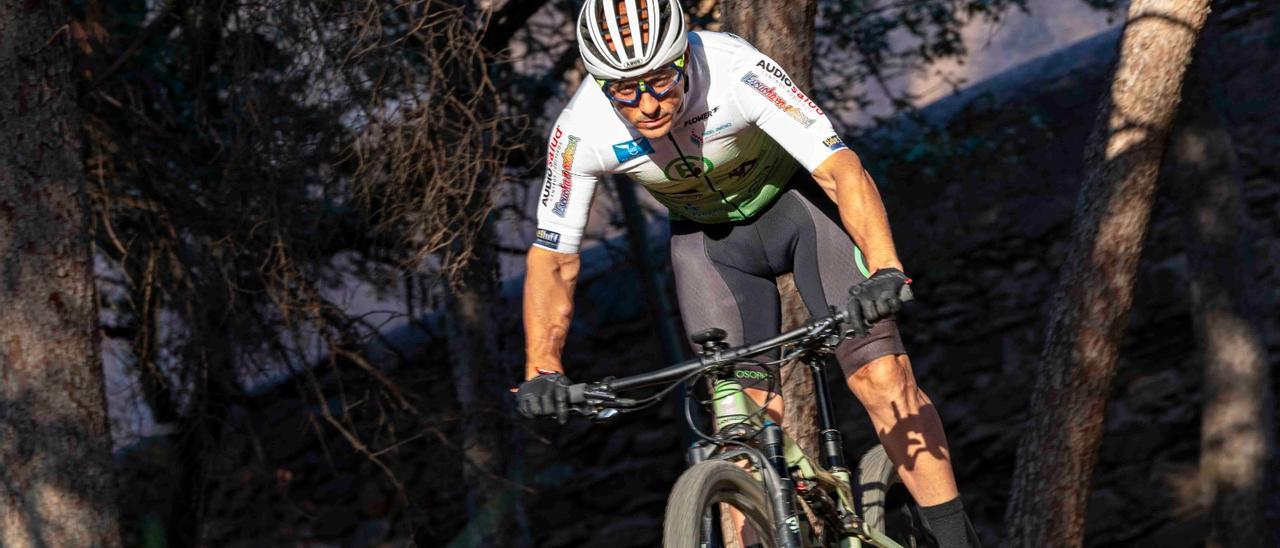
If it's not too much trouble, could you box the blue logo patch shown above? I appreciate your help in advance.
[612,138,654,163]
[534,229,561,250]
[823,135,847,152]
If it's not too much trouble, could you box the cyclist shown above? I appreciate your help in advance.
[517,1,974,545]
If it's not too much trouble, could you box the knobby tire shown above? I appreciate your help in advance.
[856,445,939,548]
[663,460,778,548]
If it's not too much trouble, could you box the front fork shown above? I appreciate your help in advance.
[694,354,857,548]
[686,444,724,548]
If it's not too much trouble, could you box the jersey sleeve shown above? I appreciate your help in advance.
[533,111,603,254]
[728,45,849,173]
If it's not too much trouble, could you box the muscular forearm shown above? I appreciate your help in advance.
[813,150,904,273]
[523,246,581,379]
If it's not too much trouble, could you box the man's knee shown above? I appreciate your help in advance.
[847,353,917,408]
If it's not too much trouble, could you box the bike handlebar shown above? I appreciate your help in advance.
[567,309,850,409]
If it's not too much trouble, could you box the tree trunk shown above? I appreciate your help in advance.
[445,226,527,546]
[0,0,123,544]
[1003,0,1211,545]
[719,0,822,464]
[719,0,817,82]
[1166,50,1274,548]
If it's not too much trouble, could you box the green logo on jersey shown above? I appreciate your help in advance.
[664,156,715,180]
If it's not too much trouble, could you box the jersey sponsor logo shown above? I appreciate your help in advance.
[612,137,654,163]
[552,135,581,217]
[823,134,847,151]
[540,173,555,207]
[540,126,566,208]
[755,60,825,115]
[663,156,715,180]
[689,129,703,146]
[756,59,795,87]
[534,228,561,249]
[703,121,732,137]
[546,126,564,168]
[741,72,815,128]
[682,106,720,127]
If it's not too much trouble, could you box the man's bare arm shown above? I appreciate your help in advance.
[810,149,904,274]
[523,246,582,380]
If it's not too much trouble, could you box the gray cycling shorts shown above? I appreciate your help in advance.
[669,173,906,383]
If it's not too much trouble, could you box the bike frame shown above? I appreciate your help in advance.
[693,358,904,548]
[570,310,908,548]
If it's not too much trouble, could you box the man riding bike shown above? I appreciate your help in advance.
[517,1,975,546]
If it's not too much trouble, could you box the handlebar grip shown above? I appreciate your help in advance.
[568,383,588,404]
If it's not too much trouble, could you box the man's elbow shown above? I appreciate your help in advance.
[528,245,580,284]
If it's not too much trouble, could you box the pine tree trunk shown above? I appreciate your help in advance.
[1166,57,1274,548]
[719,0,822,463]
[0,0,123,544]
[1003,0,1211,544]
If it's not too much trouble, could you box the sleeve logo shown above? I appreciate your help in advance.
[755,60,825,115]
[534,229,561,249]
[741,72,815,128]
[552,135,581,217]
[823,135,847,151]
[612,137,655,163]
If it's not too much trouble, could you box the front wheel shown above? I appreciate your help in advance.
[663,460,777,548]
[856,445,939,548]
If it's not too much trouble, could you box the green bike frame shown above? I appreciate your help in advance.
[707,375,904,548]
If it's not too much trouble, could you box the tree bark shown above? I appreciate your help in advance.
[1003,0,1211,545]
[719,0,822,464]
[0,0,123,544]
[1166,52,1274,548]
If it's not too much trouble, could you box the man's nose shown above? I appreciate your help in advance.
[639,91,661,117]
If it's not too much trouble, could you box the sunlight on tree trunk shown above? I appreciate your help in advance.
[1003,0,1211,545]
[0,0,122,544]
[1167,64,1274,548]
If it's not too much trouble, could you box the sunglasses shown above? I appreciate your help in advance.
[597,57,686,106]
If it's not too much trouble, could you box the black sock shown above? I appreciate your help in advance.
[918,496,976,548]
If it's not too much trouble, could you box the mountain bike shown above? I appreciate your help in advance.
[562,307,937,548]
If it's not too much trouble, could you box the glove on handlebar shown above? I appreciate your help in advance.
[846,268,914,337]
[516,372,573,424]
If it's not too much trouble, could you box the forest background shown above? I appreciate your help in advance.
[0,0,1277,546]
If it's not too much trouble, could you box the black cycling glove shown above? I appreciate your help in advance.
[516,372,573,424]
[846,268,914,337]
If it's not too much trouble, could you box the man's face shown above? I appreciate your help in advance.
[610,67,685,140]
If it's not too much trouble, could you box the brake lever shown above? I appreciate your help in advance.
[568,381,626,422]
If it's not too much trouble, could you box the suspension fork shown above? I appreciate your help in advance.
[686,443,724,548]
[707,378,804,547]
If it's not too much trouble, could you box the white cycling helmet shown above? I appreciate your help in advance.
[577,0,688,80]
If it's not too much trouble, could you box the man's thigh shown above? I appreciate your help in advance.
[781,179,908,373]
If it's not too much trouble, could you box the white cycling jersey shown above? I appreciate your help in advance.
[534,31,849,254]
